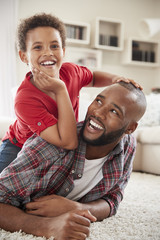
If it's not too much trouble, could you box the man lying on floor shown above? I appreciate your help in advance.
[0,81,146,240]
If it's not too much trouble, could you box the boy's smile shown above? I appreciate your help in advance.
[19,26,65,78]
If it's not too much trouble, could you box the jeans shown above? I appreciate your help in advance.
[0,139,21,173]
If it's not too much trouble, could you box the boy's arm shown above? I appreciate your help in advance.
[87,71,142,89]
[33,69,78,150]
[0,202,95,239]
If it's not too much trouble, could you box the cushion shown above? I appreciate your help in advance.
[135,126,160,144]
[139,93,160,127]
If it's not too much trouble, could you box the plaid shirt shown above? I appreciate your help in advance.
[0,122,136,216]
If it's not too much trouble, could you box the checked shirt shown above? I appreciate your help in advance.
[0,122,136,216]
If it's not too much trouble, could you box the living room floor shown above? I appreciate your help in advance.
[0,172,159,240]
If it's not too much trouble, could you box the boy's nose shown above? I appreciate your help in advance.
[43,48,53,56]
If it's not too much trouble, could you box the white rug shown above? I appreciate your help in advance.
[0,172,160,240]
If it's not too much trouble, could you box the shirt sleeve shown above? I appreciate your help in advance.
[0,134,65,208]
[102,134,136,216]
[73,63,93,88]
[61,62,93,89]
[15,89,58,136]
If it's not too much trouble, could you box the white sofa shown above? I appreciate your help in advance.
[133,126,160,174]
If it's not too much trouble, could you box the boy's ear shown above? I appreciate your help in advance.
[63,47,65,57]
[125,122,138,134]
[19,50,28,64]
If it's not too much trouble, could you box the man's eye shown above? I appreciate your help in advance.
[96,99,102,105]
[111,109,118,115]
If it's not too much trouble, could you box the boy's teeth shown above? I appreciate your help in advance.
[41,61,55,66]
[89,119,103,130]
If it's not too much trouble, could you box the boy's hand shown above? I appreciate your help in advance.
[25,194,83,217]
[32,68,65,94]
[113,76,143,90]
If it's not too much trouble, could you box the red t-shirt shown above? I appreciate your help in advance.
[3,62,93,147]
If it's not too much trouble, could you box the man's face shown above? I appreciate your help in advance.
[20,26,65,78]
[81,85,136,146]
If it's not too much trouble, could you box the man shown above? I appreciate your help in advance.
[0,81,146,240]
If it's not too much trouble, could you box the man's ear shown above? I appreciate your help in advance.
[125,122,138,134]
[19,50,28,64]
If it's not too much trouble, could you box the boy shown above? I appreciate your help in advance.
[0,13,141,172]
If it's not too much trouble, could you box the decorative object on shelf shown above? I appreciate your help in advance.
[66,25,83,40]
[92,17,124,51]
[132,41,155,63]
[99,34,118,47]
[122,37,159,67]
[64,20,90,45]
[139,18,160,38]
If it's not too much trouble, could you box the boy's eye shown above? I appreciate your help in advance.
[51,44,59,49]
[33,45,41,50]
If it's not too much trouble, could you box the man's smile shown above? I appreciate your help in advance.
[89,119,104,130]
[86,116,105,135]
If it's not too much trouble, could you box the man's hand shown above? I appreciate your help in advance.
[45,209,96,240]
[25,194,82,217]
[0,202,96,240]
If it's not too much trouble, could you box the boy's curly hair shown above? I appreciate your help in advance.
[17,13,66,51]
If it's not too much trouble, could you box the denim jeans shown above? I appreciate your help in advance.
[0,139,21,173]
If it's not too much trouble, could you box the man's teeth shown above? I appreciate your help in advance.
[89,119,103,130]
[40,61,55,66]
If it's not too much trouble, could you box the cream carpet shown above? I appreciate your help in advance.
[0,172,160,240]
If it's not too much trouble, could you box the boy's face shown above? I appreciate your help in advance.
[19,26,65,78]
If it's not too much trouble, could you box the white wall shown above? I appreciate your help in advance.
[16,0,160,94]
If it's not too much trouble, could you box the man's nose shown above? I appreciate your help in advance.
[93,107,106,120]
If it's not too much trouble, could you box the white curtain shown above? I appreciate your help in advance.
[0,0,17,117]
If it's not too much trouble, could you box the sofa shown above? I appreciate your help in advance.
[0,88,160,175]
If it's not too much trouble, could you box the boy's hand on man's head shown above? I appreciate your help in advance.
[113,76,143,90]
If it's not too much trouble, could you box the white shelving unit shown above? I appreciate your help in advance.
[64,20,90,45]
[92,17,124,51]
[122,38,160,67]
[65,46,102,70]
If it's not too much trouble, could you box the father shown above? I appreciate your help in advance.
[0,81,146,240]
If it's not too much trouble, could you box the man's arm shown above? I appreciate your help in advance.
[26,195,110,221]
[0,202,96,239]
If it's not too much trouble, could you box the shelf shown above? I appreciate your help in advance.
[65,46,102,70]
[92,17,124,51]
[64,20,90,45]
[122,38,160,67]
